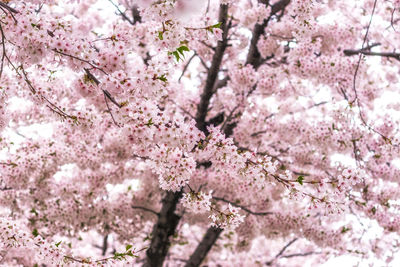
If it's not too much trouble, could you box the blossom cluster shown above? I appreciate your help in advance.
[0,218,64,266]
[1,0,400,266]
[181,191,212,213]
[209,204,245,230]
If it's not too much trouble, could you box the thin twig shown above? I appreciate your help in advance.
[103,90,119,126]
[108,0,134,25]
[344,49,400,61]
[0,23,6,79]
[35,3,44,13]
[20,65,78,121]
[195,4,230,133]
[178,53,196,82]
[131,205,159,216]
[0,2,18,14]
[349,0,393,143]
[84,68,122,109]
[282,251,321,258]
[193,50,209,70]
[213,196,273,216]
[64,247,147,264]
[53,48,107,75]
[266,238,298,265]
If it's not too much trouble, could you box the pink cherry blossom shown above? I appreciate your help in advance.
[1,0,400,266]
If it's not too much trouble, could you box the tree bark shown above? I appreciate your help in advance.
[143,191,182,267]
[185,1,292,266]
[143,4,230,267]
[184,227,223,267]
[195,4,230,133]
[246,0,291,68]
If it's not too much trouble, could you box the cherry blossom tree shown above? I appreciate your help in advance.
[1,0,400,266]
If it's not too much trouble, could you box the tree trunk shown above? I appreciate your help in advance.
[143,191,182,267]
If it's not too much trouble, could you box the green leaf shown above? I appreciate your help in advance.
[114,252,126,260]
[126,244,133,251]
[30,208,38,216]
[207,23,222,33]
[31,23,40,29]
[177,45,189,55]
[341,226,350,233]
[169,46,190,62]
[297,175,304,185]
[172,51,180,62]
[158,31,163,40]
[371,206,377,214]
[156,74,168,82]
[32,228,39,237]
[145,118,153,127]
[212,22,222,28]
[55,241,62,247]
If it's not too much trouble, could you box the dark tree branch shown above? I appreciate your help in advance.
[0,185,12,191]
[82,68,121,125]
[144,6,231,267]
[185,2,293,266]
[131,4,142,24]
[103,90,119,126]
[108,0,135,25]
[0,2,18,14]
[206,112,225,128]
[352,0,378,103]
[344,49,400,61]
[282,251,321,258]
[84,68,122,108]
[53,49,107,75]
[44,30,122,124]
[84,68,100,85]
[220,104,240,135]
[131,205,159,216]
[199,40,215,51]
[0,24,6,79]
[34,3,44,13]
[19,66,79,122]
[102,235,108,256]
[220,0,291,136]
[143,191,182,267]
[348,0,393,144]
[179,53,196,82]
[245,0,291,68]
[212,76,229,93]
[266,238,298,265]
[184,227,223,267]
[195,4,230,134]
[194,51,210,70]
